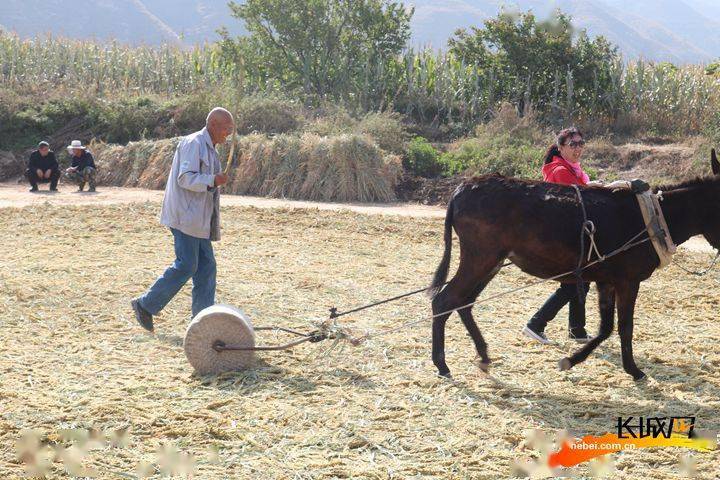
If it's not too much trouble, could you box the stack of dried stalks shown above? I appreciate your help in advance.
[93,133,400,203]
[90,138,180,189]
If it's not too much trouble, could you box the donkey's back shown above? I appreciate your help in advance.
[428,152,720,380]
[431,174,653,291]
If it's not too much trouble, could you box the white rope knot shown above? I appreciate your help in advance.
[583,220,596,235]
[656,190,664,201]
[583,220,603,262]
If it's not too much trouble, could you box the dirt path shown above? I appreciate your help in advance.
[0,182,444,217]
[1,181,714,253]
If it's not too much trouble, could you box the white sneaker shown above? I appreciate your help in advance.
[522,326,552,345]
[569,331,594,344]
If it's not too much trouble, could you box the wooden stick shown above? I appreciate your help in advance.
[223,131,237,176]
[224,59,244,176]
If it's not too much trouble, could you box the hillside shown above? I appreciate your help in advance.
[0,0,246,46]
[2,1,719,62]
[409,0,720,63]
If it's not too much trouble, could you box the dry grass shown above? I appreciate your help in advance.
[0,203,719,478]
[584,139,706,185]
[91,139,180,190]
[230,133,400,203]
[90,133,400,203]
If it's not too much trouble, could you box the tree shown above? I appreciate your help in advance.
[448,10,620,120]
[572,31,621,117]
[223,0,413,101]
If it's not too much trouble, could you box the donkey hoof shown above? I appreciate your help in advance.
[478,361,491,373]
[558,358,572,371]
[633,372,647,383]
[437,369,452,379]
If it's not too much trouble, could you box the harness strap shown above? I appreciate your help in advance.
[636,190,676,268]
[602,180,677,268]
[572,185,592,306]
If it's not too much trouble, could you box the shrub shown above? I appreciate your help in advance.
[404,137,441,177]
[305,107,357,136]
[0,92,99,150]
[90,96,165,144]
[478,102,546,144]
[164,91,226,135]
[355,112,408,154]
[704,110,720,146]
[706,62,720,76]
[236,96,302,135]
[611,110,649,138]
[438,103,547,178]
[691,137,719,179]
[439,134,544,178]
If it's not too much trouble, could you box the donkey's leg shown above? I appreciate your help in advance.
[615,281,645,381]
[431,253,504,377]
[457,263,503,373]
[431,308,452,377]
[560,282,615,371]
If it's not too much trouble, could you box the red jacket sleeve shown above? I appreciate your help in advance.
[546,165,579,185]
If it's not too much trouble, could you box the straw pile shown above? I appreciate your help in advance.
[1,202,718,478]
[91,138,180,189]
[91,133,400,203]
[0,150,21,179]
[229,133,400,202]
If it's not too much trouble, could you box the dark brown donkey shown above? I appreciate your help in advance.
[429,150,720,381]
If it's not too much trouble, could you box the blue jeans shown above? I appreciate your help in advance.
[138,228,216,317]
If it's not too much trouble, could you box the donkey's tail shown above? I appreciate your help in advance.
[428,197,454,298]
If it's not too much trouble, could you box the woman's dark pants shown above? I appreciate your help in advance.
[527,282,591,334]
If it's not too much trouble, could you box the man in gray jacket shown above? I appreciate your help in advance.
[131,108,234,331]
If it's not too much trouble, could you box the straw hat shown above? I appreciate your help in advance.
[66,140,86,151]
[184,304,256,375]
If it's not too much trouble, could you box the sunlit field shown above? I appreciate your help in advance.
[1,203,718,478]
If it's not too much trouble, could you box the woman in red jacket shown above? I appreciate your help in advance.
[522,127,595,345]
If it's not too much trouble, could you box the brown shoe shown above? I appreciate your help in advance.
[131,298,154,332]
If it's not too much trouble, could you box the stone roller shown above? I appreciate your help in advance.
[184,304,331,375]
[184,304,256,375]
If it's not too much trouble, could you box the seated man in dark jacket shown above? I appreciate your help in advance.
[26,141,60,192]
[64,140,97,192]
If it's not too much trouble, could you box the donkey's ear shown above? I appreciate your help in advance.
[713,148,720,175]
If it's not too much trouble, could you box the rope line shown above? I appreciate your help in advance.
[249,217,657,350]
[226,188,719,352]
[328,261,514,319]
[674,251,720,276]
[346,232,653,343]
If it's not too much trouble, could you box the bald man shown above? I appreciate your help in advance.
[132,108,234,331]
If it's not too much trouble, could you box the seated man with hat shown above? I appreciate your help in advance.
[64,140,97,192]
[26,141,60,192]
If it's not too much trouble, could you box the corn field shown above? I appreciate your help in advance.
[618,61,720,134]
[0,33,239,94]
[2,32,720,135]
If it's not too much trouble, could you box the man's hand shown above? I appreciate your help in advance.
[214,173,228,187]
[43,170,52,179]
[587,180,603,187]
[36,169,43,178]
[66,166,77,173]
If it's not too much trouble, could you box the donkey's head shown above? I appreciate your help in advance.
[700,148,720,249]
